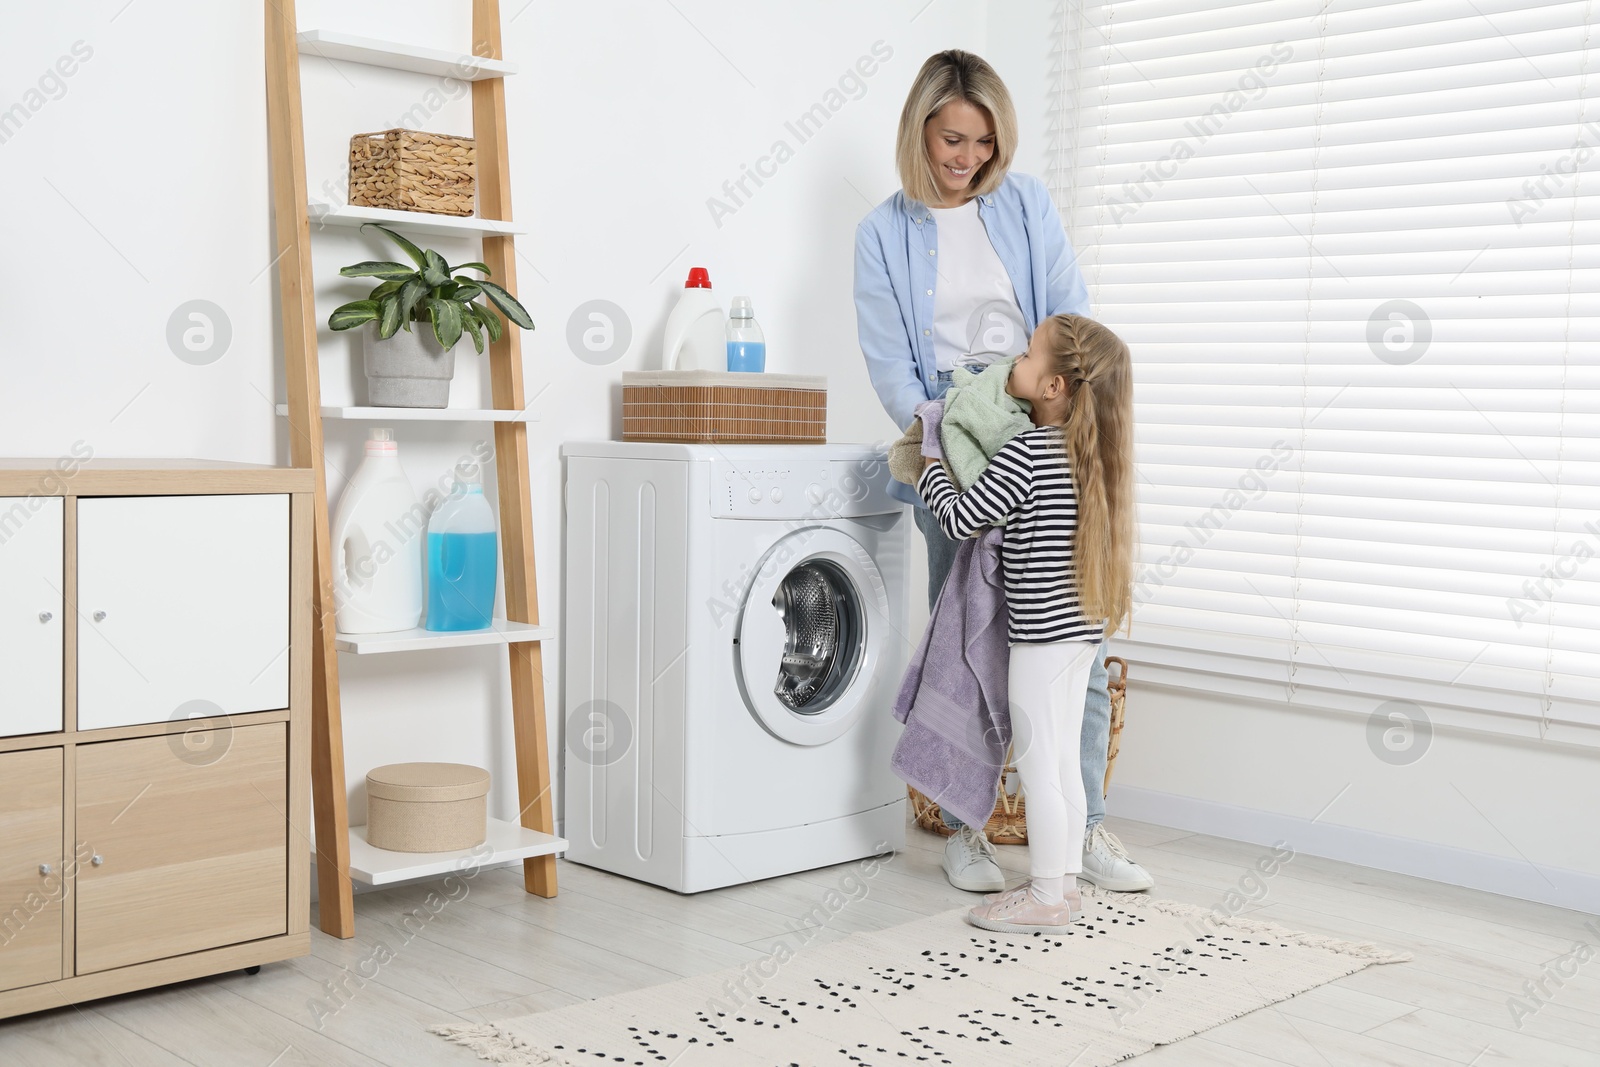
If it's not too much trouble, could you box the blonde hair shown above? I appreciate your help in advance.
[1042,315,1136,634]
[895,50,1017,206]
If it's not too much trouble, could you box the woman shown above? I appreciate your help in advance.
[853,49,1153,896]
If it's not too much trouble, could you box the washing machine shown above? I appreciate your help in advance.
[560,441,911,893]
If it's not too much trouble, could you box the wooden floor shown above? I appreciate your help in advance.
[3,814,1596,1066]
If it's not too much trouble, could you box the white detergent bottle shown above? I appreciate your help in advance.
[330,428,425,634]
[661,266,726,371]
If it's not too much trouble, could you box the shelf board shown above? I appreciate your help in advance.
[334,620,554,655]
[297,29,517,79]
[308,202,525,239]
[347,818,566,886]
[275,404,537,423]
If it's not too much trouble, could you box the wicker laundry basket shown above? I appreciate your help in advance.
[622,371,826,443]
[349,129,476,217]
[909,655,1129,845]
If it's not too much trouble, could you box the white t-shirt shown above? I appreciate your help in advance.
[928,199,1028,372]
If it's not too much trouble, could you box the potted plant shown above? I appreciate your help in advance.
[328,223,534,408]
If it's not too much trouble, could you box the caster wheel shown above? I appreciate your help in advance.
[244,966,262,976]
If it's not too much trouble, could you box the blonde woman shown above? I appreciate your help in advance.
[854,50,1152,897]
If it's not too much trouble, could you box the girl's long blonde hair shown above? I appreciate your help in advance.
[895,50,1017,206]
[1043,314,1136,634]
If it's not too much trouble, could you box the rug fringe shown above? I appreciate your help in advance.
[1081,886,1413,964]
[428,1023,577,1065]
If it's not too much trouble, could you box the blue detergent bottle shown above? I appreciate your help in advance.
[726,295,766,372]
[425,462,498,631]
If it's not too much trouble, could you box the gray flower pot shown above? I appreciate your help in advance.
[363,323,456,408]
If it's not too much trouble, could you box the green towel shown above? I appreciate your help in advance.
[941,357,1033,491]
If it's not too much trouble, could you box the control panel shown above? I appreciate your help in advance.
[711,455,895,519]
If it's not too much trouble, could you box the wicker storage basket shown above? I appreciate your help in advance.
[1101,656,1129,796]
[349,129,476,217]
[909,766,1029,845]
[366,762,489,853]
[622,370,826,444]
[910,656,1130,843]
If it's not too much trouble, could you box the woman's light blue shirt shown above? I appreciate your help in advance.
[853,171,1090,506]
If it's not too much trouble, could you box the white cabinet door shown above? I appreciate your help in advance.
[77,495,289,731]
[0,497,63,737]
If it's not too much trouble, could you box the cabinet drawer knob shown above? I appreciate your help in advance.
[93,610,107,622]
[39,863,52,876]
[91,854,104,866]
[38,611,52,624]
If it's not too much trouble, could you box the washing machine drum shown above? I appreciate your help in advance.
[772,562,857,713]
[735,528,890,746]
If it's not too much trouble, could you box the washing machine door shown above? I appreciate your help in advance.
[735,527,890,747]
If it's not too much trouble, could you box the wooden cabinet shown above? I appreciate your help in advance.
[77,495,290,731]
[0,749,64,992]
[0,462,312,1020]
[0,497,64,737]
[75,726,288,974]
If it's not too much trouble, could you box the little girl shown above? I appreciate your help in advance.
[918,313,1134,934]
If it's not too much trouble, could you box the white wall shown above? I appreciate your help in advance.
[1105,685,1600,912]
[8,1,1592,911]
[0,0,983,845]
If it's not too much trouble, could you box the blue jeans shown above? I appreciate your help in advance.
[913,500,1110,834]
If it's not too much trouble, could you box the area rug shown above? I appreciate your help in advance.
[430,887,1409,1066]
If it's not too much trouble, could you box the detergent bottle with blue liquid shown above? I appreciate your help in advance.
[425,462,498,631]
[725,295,766,372]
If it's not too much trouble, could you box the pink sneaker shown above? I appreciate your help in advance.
[966,885,1081,934]
[982,878,1084,904]
[983,878,1029,904]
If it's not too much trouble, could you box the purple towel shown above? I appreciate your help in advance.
[917,400,946,460]
[891,526,1010,830]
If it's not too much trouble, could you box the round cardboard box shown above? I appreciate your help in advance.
[366,762,490,853]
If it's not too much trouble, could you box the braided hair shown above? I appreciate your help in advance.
[1043,314,1135,633]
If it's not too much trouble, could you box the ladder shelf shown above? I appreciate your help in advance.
[274,404,539,423]
[307,202,526,240]
[265,0,558,939]
[296,28,519,79]
[348,819,564,887]
[335,621,556,655]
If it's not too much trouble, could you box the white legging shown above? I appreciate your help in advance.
[1009,640,1098,880]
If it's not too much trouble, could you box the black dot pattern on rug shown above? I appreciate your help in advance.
[514,896,1362,1065]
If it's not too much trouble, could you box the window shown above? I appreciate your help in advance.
[1051,1,1598,739]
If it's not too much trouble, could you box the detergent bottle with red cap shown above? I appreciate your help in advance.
[661,266,726,371]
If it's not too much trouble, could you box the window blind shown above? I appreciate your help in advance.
[1050,0,1599,739]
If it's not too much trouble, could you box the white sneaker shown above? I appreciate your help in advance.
[1080,824,1155,892]
[942,826,1005,893]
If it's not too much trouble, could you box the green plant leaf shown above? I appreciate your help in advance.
[426,298,464,351]
[368,279,406,301]
[452,283,483,303]
[398,277,429,326]
[423,249,451,289]
[475,280,534,331]
[378,293,404,338]
[461,308,485,354]
[451,262,491,275]
[328,300,380,331]
[470,302,503,343]
[360,223,428,269]
[338,260,416,280]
